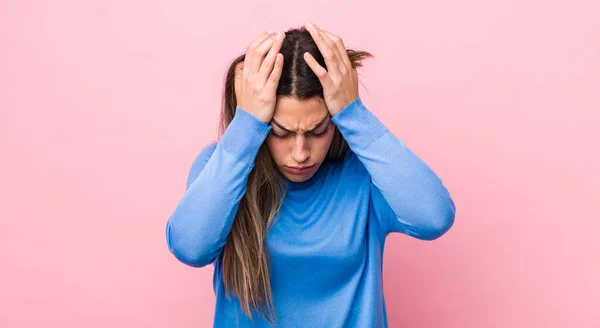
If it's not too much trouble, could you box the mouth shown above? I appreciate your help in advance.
[285,165,315,174]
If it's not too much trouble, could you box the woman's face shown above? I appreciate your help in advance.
[265,97,335,183]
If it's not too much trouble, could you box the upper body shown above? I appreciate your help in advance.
[166,97,456,327]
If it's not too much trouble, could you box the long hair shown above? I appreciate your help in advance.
[217,26,373,323]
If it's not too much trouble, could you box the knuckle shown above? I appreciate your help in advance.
[255,47,266,56]
[258,94,271,103]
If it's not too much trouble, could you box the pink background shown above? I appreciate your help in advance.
[1,0,599,327]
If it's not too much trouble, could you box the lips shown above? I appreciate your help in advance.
[285,165,315,174]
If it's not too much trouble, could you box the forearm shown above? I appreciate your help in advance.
[166,107,272,266]
[332,98,455,239]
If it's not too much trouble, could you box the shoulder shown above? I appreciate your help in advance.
[186,142,218,190]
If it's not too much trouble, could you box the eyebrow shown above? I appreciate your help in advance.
[271,115,330,133]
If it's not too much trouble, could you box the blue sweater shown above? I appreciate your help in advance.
[166,98,456,327]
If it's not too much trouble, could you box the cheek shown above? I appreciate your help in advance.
[312,130,336,156]
[323,131,336,151]
[265,136,285,162]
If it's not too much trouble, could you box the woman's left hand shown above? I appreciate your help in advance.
[303,22,359,116]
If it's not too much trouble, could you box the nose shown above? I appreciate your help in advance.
[291,135,310,163]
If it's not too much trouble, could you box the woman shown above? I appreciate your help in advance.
[166,22,456,327]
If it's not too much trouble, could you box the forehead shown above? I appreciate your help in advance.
[272,97,328,132]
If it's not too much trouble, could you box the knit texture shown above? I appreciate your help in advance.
[166,98,456,327]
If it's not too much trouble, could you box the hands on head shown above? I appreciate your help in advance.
[234,23,360,124]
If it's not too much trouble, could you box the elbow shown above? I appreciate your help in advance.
[165,218,218,268]
[167,241,212,268]
[418,199,456,241]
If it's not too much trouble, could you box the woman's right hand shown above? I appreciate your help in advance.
[234,31,286,124]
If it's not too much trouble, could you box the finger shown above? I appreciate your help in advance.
[305,23,340,77]
[242,33,273,81]
[247,35,276,77]
[258,31,285,85]
[248,31,275,50]
[320,30,346,76]
[322,30,352,71]
[265,53,284,91]
[303,52,331,86]
[244,31,274,75]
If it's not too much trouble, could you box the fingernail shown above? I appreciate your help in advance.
[306,22,314,29]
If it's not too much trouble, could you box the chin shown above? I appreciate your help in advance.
[285,173,311,182]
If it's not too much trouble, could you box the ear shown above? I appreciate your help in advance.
[234,61,244,99]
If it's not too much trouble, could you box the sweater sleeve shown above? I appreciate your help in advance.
[331,98,456,240]
[165,107,272,267]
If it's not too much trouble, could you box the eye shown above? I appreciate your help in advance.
[270,130,290,138]
[310,122,331,137]
[269,121,331,139]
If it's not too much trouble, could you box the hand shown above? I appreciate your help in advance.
[303,22,359,116]
[234,31,286,124]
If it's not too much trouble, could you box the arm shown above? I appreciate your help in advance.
[331,98,456,240]
[165,107,272,267]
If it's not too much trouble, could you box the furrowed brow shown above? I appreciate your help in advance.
[271,115,330,133]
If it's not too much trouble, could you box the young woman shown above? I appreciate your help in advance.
[166,22,456,327]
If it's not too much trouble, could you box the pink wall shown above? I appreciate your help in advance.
[1,0,598,327]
